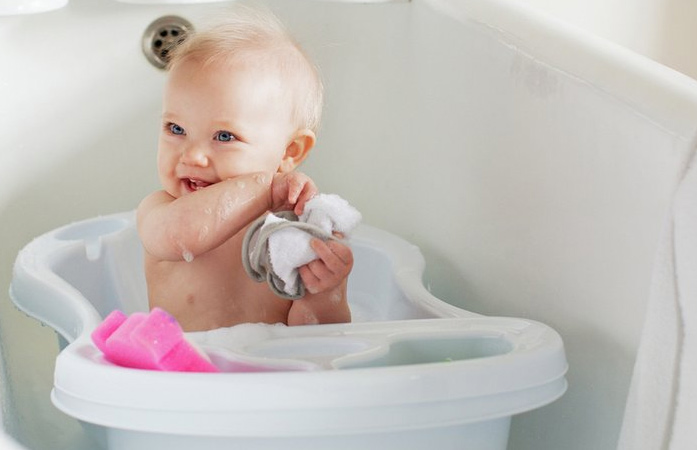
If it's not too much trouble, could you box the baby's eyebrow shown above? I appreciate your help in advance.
[162,112,180,122]
[211,119,237,130]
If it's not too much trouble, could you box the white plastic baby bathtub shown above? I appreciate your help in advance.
[10,211,566,450]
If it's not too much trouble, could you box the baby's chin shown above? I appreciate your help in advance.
[163,185,185,199]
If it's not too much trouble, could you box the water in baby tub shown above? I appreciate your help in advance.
[186,322,364,370]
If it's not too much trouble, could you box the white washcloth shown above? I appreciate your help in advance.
[264,194,361,297]
[265,214,317,295]
[299,193,363,235]
[618,144,697,450]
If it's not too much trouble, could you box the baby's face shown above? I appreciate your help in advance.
[158,58,296,198]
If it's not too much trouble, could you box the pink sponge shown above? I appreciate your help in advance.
[91,308,219,373]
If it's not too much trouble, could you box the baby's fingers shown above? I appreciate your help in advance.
[293,178,318,215]
[286,176,303,204]
[270,172,315,212]
[310,239,353,273]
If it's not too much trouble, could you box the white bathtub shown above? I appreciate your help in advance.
[2,0,697,449]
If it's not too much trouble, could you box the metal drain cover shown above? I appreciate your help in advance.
[142,16,194,69]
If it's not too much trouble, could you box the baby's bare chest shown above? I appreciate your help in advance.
[145,239,291,327]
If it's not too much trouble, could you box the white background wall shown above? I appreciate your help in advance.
[519,0,697,80]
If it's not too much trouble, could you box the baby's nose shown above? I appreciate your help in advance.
[180,144,209,167]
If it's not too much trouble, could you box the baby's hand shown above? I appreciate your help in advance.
[271,172,318,215]
[299,235,353,295]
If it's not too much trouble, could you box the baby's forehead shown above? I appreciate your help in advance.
[179,50,292,83]
[166,57,295,116]
[168,42,319,130]
[183,54,294,92]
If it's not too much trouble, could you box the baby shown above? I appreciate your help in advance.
[137,8,353,332]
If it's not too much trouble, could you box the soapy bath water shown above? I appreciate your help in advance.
[188,322,359,370]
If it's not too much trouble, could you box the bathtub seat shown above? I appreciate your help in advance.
[9,211,567,450]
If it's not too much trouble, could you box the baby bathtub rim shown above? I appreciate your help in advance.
[53,316,567,403]
[49,317,567,436]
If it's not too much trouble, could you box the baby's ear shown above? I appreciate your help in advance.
[279,129,315,173]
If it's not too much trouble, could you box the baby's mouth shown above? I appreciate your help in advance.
[183,178,212,192]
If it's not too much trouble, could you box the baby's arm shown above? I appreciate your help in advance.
[287,236,353,325]
[138,172,317,261]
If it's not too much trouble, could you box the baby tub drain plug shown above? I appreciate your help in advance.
[142,16,194,69]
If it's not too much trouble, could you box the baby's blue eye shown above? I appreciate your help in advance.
[215,131,235,142]
[169,123,185,135]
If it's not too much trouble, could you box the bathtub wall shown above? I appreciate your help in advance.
[301,1,697,449]
[518,0,697,80]
[2,1,697,450]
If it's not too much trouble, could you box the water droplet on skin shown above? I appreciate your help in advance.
[198,225,209,242]
[330,289,343,305]
[175,241,194,262]
[304,311,319,325]
[217,191,238,222]
[204,207,213,215]
[253,174,267,185]
[236,180,246,189]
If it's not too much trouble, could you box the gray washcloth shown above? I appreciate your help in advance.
[242,211,336,300]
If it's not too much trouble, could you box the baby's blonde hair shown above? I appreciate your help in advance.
[168,7,323,133]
